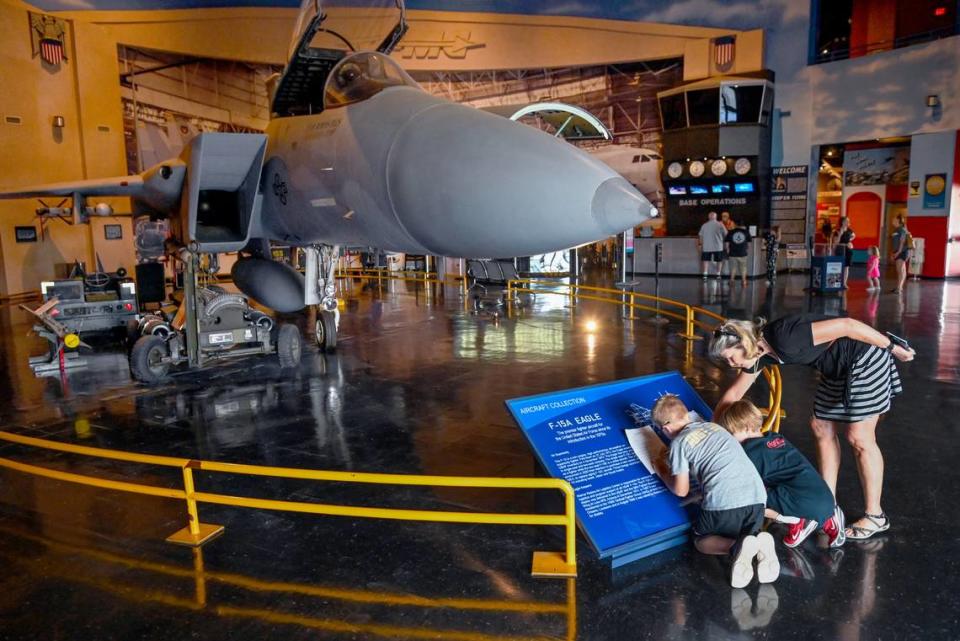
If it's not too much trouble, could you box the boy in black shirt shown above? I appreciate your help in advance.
[716,400,846,548]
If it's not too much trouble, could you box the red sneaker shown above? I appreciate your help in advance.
[822,506,846,548]
[784,518,818,548]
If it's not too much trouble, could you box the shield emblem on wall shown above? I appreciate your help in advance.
[713,35,735,73]
[29,12,68,67]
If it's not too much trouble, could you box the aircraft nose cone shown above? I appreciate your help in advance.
[385,101,654,257]
[592,176,654,236]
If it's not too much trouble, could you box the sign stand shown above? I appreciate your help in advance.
[507,372,712,567]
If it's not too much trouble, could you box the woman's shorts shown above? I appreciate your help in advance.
[896,249,911,262]
[814,346,902,423]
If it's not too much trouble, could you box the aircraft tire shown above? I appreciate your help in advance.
[130,335,170,384]
[277,323,302,368]
[315,310,337,352]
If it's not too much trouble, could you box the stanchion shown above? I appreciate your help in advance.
[615,230,639,289]
[648,241,669,326]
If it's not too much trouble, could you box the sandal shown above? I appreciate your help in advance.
[845,512,890,541]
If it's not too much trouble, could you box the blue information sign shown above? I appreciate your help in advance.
[506,372,713,564]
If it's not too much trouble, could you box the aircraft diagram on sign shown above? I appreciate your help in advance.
[0,0,656,350]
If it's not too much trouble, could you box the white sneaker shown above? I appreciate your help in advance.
[730,534,758,588]
[755,531,780,583]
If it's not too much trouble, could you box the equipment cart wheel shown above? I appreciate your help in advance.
[130,334,171,384]
[276,323,302,368]
[315,310,337,352]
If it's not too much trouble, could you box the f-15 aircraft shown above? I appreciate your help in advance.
[0,0,656,350]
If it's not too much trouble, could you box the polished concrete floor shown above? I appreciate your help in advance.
[0,267,957,640]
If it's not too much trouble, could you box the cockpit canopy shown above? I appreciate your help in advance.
[289,0,405,59]
[323,52,417,109]
[273,0,407,116]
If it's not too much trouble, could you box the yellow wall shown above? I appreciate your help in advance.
[0,0,133,296]
[55,6,763,76]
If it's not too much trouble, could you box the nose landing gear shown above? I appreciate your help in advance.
[305,244,341,351]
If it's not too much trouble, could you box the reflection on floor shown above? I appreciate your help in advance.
[0,272,957,640]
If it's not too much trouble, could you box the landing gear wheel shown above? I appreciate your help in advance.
[276,323,302,368]
[315,310,337,352]
[130,335,170,384]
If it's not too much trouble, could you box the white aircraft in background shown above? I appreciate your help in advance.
[0,0,656,350]
[585,144,664,202]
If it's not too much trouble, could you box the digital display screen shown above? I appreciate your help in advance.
[689,185,708,195]
[668,185,687,196]
[711,184,731,193]
[734,182,755,193]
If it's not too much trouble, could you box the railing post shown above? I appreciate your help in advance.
[628,293,635,320]
[676,305,702,341]
[166,464,225,547]
[564,485,576,568]
[531,482,577,578]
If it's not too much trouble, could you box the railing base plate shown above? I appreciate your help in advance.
[676,333,703,341]
[166,523,225,547]
[531,551,577,578]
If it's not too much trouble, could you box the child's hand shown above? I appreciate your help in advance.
[773,513,800,525]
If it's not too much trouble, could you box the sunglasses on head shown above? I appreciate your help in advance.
[713,327,739,340]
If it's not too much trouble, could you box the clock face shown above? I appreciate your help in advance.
[689,160,705,177]
[667,162,683,178]
[711,159,728,176]
[734,157,752,175]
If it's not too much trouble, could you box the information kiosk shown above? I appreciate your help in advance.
[507,372,713,568]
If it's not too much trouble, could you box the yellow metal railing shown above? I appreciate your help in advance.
[0,430,576,578]
[505,278,783,433]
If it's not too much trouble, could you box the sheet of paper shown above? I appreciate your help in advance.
[625,425,666,475]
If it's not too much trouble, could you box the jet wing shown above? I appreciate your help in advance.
[0,175,144,200]
[0,161,186,216]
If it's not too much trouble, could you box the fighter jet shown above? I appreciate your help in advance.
[0,0,655,350]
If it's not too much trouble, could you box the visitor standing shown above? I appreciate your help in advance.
[889,215,912,293]
[725,218,752,286]
[721,210,736,231]
[698,211,727,279]
[866,246,881,292]
[832,217,855,289]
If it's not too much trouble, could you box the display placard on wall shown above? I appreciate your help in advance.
[771,165,808,244]
[923,173,947,209]
[15,226,37,243]
[506,371,712,566]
